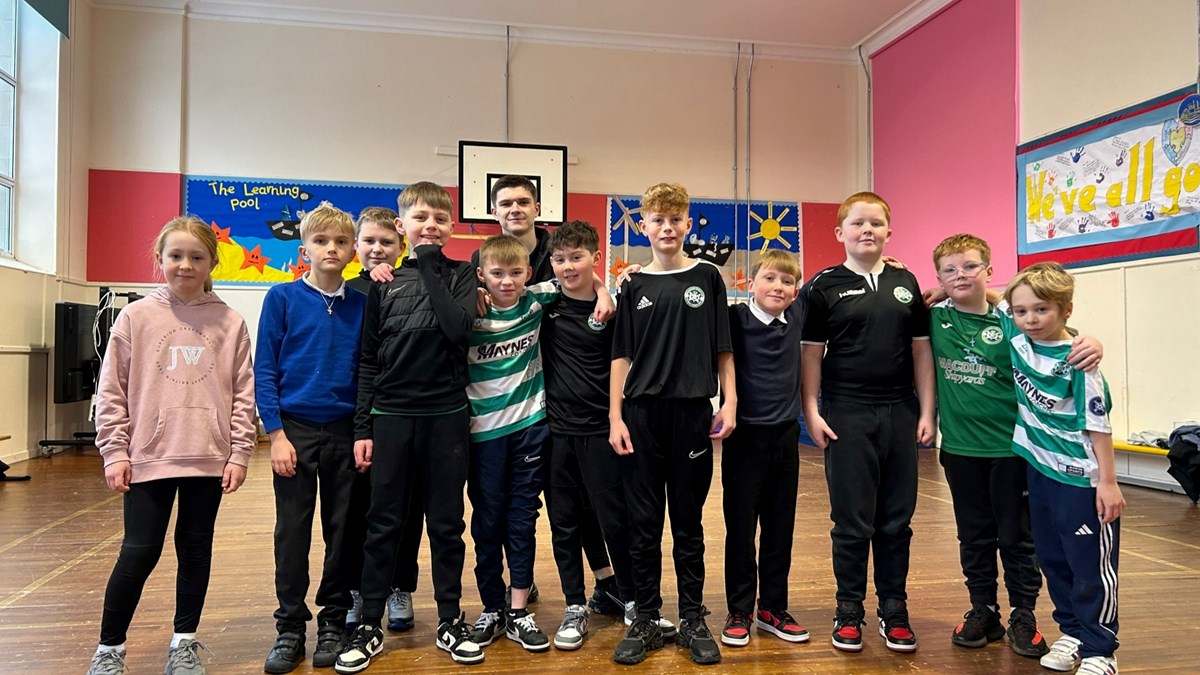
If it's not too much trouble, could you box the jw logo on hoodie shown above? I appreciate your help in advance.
[166,346,205,371]
[155,326,216,385]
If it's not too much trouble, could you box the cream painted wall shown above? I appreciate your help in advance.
[1021,0,1200,489]
[89,9,858,200]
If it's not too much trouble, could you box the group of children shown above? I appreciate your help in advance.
[83,181,1124,675]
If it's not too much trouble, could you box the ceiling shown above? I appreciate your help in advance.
[98,0,949,58]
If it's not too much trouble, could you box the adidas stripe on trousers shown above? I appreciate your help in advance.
[1027,466,1120,659]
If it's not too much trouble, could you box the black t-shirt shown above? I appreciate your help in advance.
[611,260,732,399]
[542,294,613,436]
[730,300,805,425]
[799,264,929,403]
[471,227,554,285]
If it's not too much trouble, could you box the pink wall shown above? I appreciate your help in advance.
[871,0,1017,288]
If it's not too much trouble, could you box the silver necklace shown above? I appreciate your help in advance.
[321,293,336,315]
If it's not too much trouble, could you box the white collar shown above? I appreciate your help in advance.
[302,272,346,298]
[748,299,785,325]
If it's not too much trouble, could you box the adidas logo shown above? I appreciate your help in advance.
[636,296,653,310]
[1074,524,1094,536]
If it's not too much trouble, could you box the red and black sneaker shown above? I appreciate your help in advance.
[951,602,1004,648]
[831,602,865,652]
[878,598,918,653]
[1007,607,1050,658]
[721,611,752,647]
[755,608,810,643]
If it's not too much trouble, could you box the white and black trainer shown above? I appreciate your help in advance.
[334,624,383,674]
[506,610,550,652]
[436,614,484,665]
[554,605,590,650]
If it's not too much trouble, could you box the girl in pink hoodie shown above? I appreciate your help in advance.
[86,217,256,675]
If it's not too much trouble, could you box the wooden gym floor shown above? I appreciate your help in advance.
[2,444,1197,674]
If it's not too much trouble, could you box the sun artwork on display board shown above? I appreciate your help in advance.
[748,201,797,252]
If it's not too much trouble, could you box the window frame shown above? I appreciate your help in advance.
[0,0,16,258]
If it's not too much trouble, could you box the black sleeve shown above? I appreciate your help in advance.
[711,266,732,353]
[799,279,829,343]
[416,245,476,346]
[354,283,382,440]
[907,272,931,339]
[611,276,636,361]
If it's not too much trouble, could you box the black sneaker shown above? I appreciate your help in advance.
[588,578,624,616]
[613,616,665,665]
[677,609,721,665]
[1007,607,1050,658]
[313,625,346,668]
[877,598,918,653]
[264,632,305,674]
[505,609,550,652]
[334,624,383,674]
[470,609,506,647]
[832,601,865,652]
[436,614,484,665]
[505,582,539,607]
[951,602,1004,648]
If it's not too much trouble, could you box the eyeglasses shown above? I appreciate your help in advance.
[937,262,988,279]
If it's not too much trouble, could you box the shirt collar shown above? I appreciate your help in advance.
[748,299,785,325]
[302,272,346,298]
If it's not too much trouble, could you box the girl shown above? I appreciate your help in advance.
[86,217,256,675]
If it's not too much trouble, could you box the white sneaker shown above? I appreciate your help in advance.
[1040,635,1082,672]
[471,610,506,647]
[623,600,678,638]
[554,605,590,650]
[1078,655,1118,675]
[436,615,484,665]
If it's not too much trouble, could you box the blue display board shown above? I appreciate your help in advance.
[183,174,405,283]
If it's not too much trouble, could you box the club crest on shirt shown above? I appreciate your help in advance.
[893,286,913,304]
[1088,396,1106,416]
[1051,361,1072,378]
[684,286,706,308]
[587,316,607,332]
[981,326,1004,345]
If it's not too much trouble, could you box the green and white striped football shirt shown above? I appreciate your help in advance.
[467,281,559,442]
[997,301,1112,488]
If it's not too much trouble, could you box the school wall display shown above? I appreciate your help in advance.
[607,196,799,296]
[183,175,405,284]
[1017,86,1200,268]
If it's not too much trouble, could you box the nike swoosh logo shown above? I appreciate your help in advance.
[688,449,707,459]
[524,455,541,463]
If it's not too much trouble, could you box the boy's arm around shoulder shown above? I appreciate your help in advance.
[415,244,476,345]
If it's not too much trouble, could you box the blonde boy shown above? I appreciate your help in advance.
[1000,263,1122,675]
[609,182,734,666]
[257,202,363,673]
[720,250,810,648]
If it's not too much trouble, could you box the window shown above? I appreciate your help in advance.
[0,0,14,255]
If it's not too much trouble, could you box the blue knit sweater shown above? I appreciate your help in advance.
[254,278,367,432]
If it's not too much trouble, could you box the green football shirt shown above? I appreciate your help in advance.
[930,300,1016,458]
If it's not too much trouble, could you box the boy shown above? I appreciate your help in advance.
[1001,263,1123,675]
[539,221,636,651]
[800,191,935,654]
[343,207,421,635]
[720,249,810,648]
[929,235,1103,659]
[257,202,364,674]
[472,175,620,611]
[609,182,735,666]
[467,234,612,650]
[336,182,482,671]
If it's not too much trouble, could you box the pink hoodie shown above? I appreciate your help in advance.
[95,287,256,483]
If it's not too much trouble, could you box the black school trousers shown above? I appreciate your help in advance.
[344,470,423,592]
[99,477,223,645]
[621,397,713,620]
[361,409,469,623]
[273,414,356,634]
[722,421,800,614]
[822,396,918,606]
[940,451,1041,609]
[545,432,634,607]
